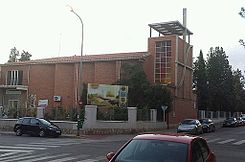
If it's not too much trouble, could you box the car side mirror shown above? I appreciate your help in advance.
[106,152,115,161]
[36,122,39,125]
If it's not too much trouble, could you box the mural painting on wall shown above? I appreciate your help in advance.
[87,83,128,108]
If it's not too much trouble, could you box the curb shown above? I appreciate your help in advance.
[0,131,110,139]
[0,128,178,140]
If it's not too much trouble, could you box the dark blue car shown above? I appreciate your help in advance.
[14,117,61,137]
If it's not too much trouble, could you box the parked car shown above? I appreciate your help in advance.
[223,117,238,127]
[236,117,245,126]
[177,119,203,135]
[199,118,216,133]
[106,133,216,162]
[13,117,62,137]
[241,114,245,120]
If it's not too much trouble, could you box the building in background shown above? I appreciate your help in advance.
[0,19,196,125]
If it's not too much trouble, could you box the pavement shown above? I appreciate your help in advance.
[0,128,177,141]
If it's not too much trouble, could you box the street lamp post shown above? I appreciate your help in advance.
[68,6,84,136]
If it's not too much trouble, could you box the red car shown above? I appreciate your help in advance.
[106,133,216,162]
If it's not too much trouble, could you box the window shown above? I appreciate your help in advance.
[6,70,23,85]
[30,118,39,125]
[192,141,203,162]
[198,139,209,160]
[192,139,210,162]
[22,118,30,125]
[114,139,188,162]
[155,41,172,84]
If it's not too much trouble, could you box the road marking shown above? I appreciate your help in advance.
[206,138,221,143]
[19,153,69,162]
[0,153,33,161]
[0,145,46,150]
[16,144,60,148]
[76,156,105,162]
[0,149,32,153]
[233,140,245,145]
[30,142,79,146]
[0,152,17,157]
[3,154,42,162]
[47,157,76,162]
[218,139,236,144]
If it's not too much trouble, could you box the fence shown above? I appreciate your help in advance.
[198,110,243,119]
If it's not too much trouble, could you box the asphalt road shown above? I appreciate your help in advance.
[201,126,245,162]
[0,133,128,162]
[1,126,245,162]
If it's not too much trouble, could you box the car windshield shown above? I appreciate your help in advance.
[113,139,188,162]
[39,119,52,126]
[200,119,209,124]
[181,120,195,125]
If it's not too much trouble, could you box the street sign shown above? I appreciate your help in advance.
[161,105,168,111]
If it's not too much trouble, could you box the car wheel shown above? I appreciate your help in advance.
[16,128,22,136]
[39,130,45,137]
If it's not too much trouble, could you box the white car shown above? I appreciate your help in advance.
[177,119,203,135]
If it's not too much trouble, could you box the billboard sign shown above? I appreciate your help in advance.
[38,99,48,108]
[87,83,128,108]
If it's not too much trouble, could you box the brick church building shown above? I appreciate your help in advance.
[0,20,197,125]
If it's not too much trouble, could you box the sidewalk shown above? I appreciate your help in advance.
[0,128,177,141]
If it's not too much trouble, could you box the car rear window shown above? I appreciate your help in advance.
[182,120,195,124]
[114,139,188,162]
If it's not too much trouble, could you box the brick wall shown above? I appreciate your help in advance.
[94,61,117,84]
[53,64,77,109]
[28,64,55,109]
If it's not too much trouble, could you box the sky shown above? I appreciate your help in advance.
[0,0,245,72]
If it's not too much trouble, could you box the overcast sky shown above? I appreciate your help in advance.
[0,0,245,72]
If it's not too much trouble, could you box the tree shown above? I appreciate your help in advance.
[239,7,245,48]
[206,47,233,112]
[117,61,150,108]
[8,47,32,62]
[8,47,19,62]
[239,7,245,18]
[19,50,32,61]
[232,69,245,112]
[117,60,172,111]
[145,83,172,110]
[193,50,208,110]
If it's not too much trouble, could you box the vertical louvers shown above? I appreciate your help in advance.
[7,70,23,85]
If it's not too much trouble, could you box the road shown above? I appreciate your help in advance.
[201,126,245,162]
[0,134,127,162]
[0,126,245,162]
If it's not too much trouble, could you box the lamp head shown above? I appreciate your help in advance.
[66,4,74,12]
